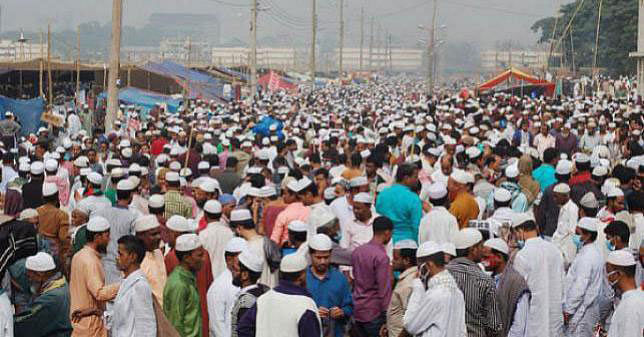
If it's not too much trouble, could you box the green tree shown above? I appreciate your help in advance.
[531,0,637,76]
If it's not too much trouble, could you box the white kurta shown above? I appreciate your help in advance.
[403,271,467,337]
[513,237,565,337]
[207,269,240,337]
[508,293,529,337]
[110,269,156,337]
[418,206,458,244]
[339,216,375,251]
[0,292,13,337]
[563,243,605,337]
[330,196,354,244]
[248,236,278,288]
[552,201,579,267]
[199,221,235,280]
[607,289,644,337]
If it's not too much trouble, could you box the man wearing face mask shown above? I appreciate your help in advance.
[482,238,530,337]
[604,250,644,337]
[230,248,268,337]
[512,212,565,337]
[446,228,502,337]
[14,252,72,337]
[551,183,579,267]
[402,240,467,337]
[563,217,606,337]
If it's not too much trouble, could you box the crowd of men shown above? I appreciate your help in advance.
[0,77,642,337]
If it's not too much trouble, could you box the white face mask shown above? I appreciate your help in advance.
[606,270,620,287]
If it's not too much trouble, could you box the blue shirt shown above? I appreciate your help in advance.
[306,267,353,337]
[375,184,423,243]
[532,164,557,192]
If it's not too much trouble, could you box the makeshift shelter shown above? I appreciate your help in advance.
[140,61,225,101]
[0,95,45,136]
[477,67,555,97]
[258,71,297,92]
[97,87,182,113]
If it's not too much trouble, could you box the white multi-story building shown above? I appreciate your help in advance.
[0,39,47,62]
[333,47,423,72]
[211,47,306,69]
[480,49,557,72]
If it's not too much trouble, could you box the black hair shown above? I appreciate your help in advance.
[117,235,146,264]
[279,270,304,282]
[117,189,132,201]
[543,148,559,164]
[613,165,635,185]
[372,216,394,233]
[418,252,445,267]
[226,157,238,169]
[430,195,448,207]
[249,174,266,188]
[350,152,362,167]
[224,251,241,259]
[579,228,598,242]
[396,163,417,182]
[492,249,509,262]
[87,229,109,242]
[204,210,222,221]
[604,220,630,244]
[612,264,637,277]
[314,168,329,179]
[288,230,307,243]
[175,249,193,262]
[167,180,180,188]
[494,200,511,209]
[581,205,599,217]
[517,219,538,232]
[232,220,255,230]
[575,161,591,172]
[239,261,262,283]
[555,173,570,183]
[627,190,644,212]
[43,193,59,205]
[399,248,417,266]
[149,206,164,215]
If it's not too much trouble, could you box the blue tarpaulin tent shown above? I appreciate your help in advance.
[0,95,45,136]
[98,87,182,113]
[252,116,284,139]
[141,61,225,101]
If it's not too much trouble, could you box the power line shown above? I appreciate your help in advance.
[205,0,251,8]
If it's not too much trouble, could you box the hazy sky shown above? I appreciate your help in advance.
[1,0,565,49]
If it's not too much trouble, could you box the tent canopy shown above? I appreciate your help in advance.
[140,61,224,101]
[478,67,551,93]
[98,87,182,113]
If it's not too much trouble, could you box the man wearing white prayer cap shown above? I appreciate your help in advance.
[598,187,625,223]
[419,182,458,245]
[230,248,270,336]
[387,239,418,337]
[238,253,322,337]
[231,208,278,288]
[305,233,353,337]
[446,228,502,336]
[512,211,565,337]
[271,176,314,246]
[207,237,247,337]
[604,250,643,337]
[340,192,376,251]
[448,169,480,228]
[164,233,206,337]
[14,251,72,336]
[283,220,309,256]
[133,214,167,306]
[36,180,69,267]
[403,240,467,337]
[562,216,604,336]
[200,199,235,280]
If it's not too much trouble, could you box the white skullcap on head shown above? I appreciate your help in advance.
[428,182,447,200]
[30,161,44,175]
[606,250,636,267]
[450,169,470,185]
[148,194,164,208]
[204,200,222,214]
[288,220,308,232]
[349,176,369,188]
[238,248,264,272]
[42,182,58,197]
[224,237,247,253]
[25,252,56,272]
[175,233,202,252]
[44,159,58,172]
[309,234,333,251]
[88,172,102,185]
[230,209,252,222]
[592,166,608,177]
[324,187,337,200]
[416,241,443,258]
[493,188,512,203]
[394,239,418,250]
[18,208,38,221]
[577,217,598,232]
[166,171,180,182]
[134,215,160,233]
[87,216,110,232]
[580,192,599,209]
[574,153,590,164]
[199,180,217,194]
[454,228,483,249]
[553,183,570,194]
[353,192,373,204]
[505,164,519,178]
[309,206,337,229]
[442,242,456,256]
[116,179,135,191]
[606,187,624,198]
[280,253,308,273]
[111,167,125,178]
[198,161,210,170]
[484,238,509,255]
[511,212,535,228]
[556,160,572,175]
[166,215,193,232]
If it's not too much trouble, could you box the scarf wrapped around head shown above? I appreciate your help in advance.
[517,154,540,205]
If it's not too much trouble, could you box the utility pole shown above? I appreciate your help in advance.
[359,7,364,72]
[427,0,437,94]
[106,0,122,131]
[250,0,258,100]
[338,0,344,78]
[39,30,43,97]
[47,23,52,109]
[310,0,317,90]
[369,16,373,71]
[388,32,393,71]
[76,25,81,108]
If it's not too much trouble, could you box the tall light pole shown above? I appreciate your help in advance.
[338,0,344,77]
[359,7,364,72]
[250,0,258,100]
[106,0,123,132]
[310,0,317,90]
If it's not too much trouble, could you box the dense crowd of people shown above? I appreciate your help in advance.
[0,76,642,337]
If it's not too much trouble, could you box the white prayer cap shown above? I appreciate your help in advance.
[577,217,598,232]
[175,233,202,252]
[309,206,337,229]
[121,147,133,158]
[18,162,30,172]
[198,161,210,170]
[553,183,570,194]
[349,176,369,188]
[309,234,333,251]
[574,153,590,164]
[199,179,217,193]
[511,212,535,228]
[450,169,470,185]
[116,179,135,191]
[353,192,373,204]
[288,220,308,232]
[592,166,608,177]
[580,192,599,209]
[111,167,125,178]
[225,237,247,253]
[427,182,447,200]
[88,172,102,185]
[25,252,56,272]
[128,163,142,173]
[18,208,38,221]
[556,160,572,175]
[606,187,624,198]
[166,215,193,232]
[106,158,122,167]
[42,182,58,197]
[416,241,443,258]
[49,152,61,160]
[30,161,44,175]
[129,176,141,189]
[606,250,636,267]
[179,168,192,178]
[394,239,418,250]
[44,159,58,172]
[360,150,371,158]
[454,228,483,249]
[73,156,89,168]
[493,188,512,203]
[427,148,442,157]
[165,171,180,182]
[87,216,110,232]
[238,248,264,272]
[134,214,160,232]
[204,200,222,214]
[260,186,276,198]
[484,238,509,255]
[505,164,519,179]
[230,209,252,222]
[287,179,302,192]
[442,242,456,256]
[465,147,482,159]
[169,161,182,172]
[280,253,308,273]
[149,194,164,208]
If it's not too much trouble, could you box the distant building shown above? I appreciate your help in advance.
[480,49,558,72]
[334,48,423,72]
[0,39,47,62]
[147,13,220,45]
[212,47,305,70]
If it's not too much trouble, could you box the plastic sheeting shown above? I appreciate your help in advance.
[252,116,284,139]
[98,87,182,113]
[141,61,225,101]
[0,95,45,136]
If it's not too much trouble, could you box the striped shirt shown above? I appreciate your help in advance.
[163,189,192,219]
[446,257,503,337]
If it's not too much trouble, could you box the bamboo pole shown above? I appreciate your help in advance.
[76,25,81,108]
[39,31,43,97]
[47,23,52,108]
[592,0,603,75]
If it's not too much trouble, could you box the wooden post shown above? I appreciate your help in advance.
[76,25,81,108]
[47,23,52,108]
[106,0,123,132]
[39,30,43,97]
